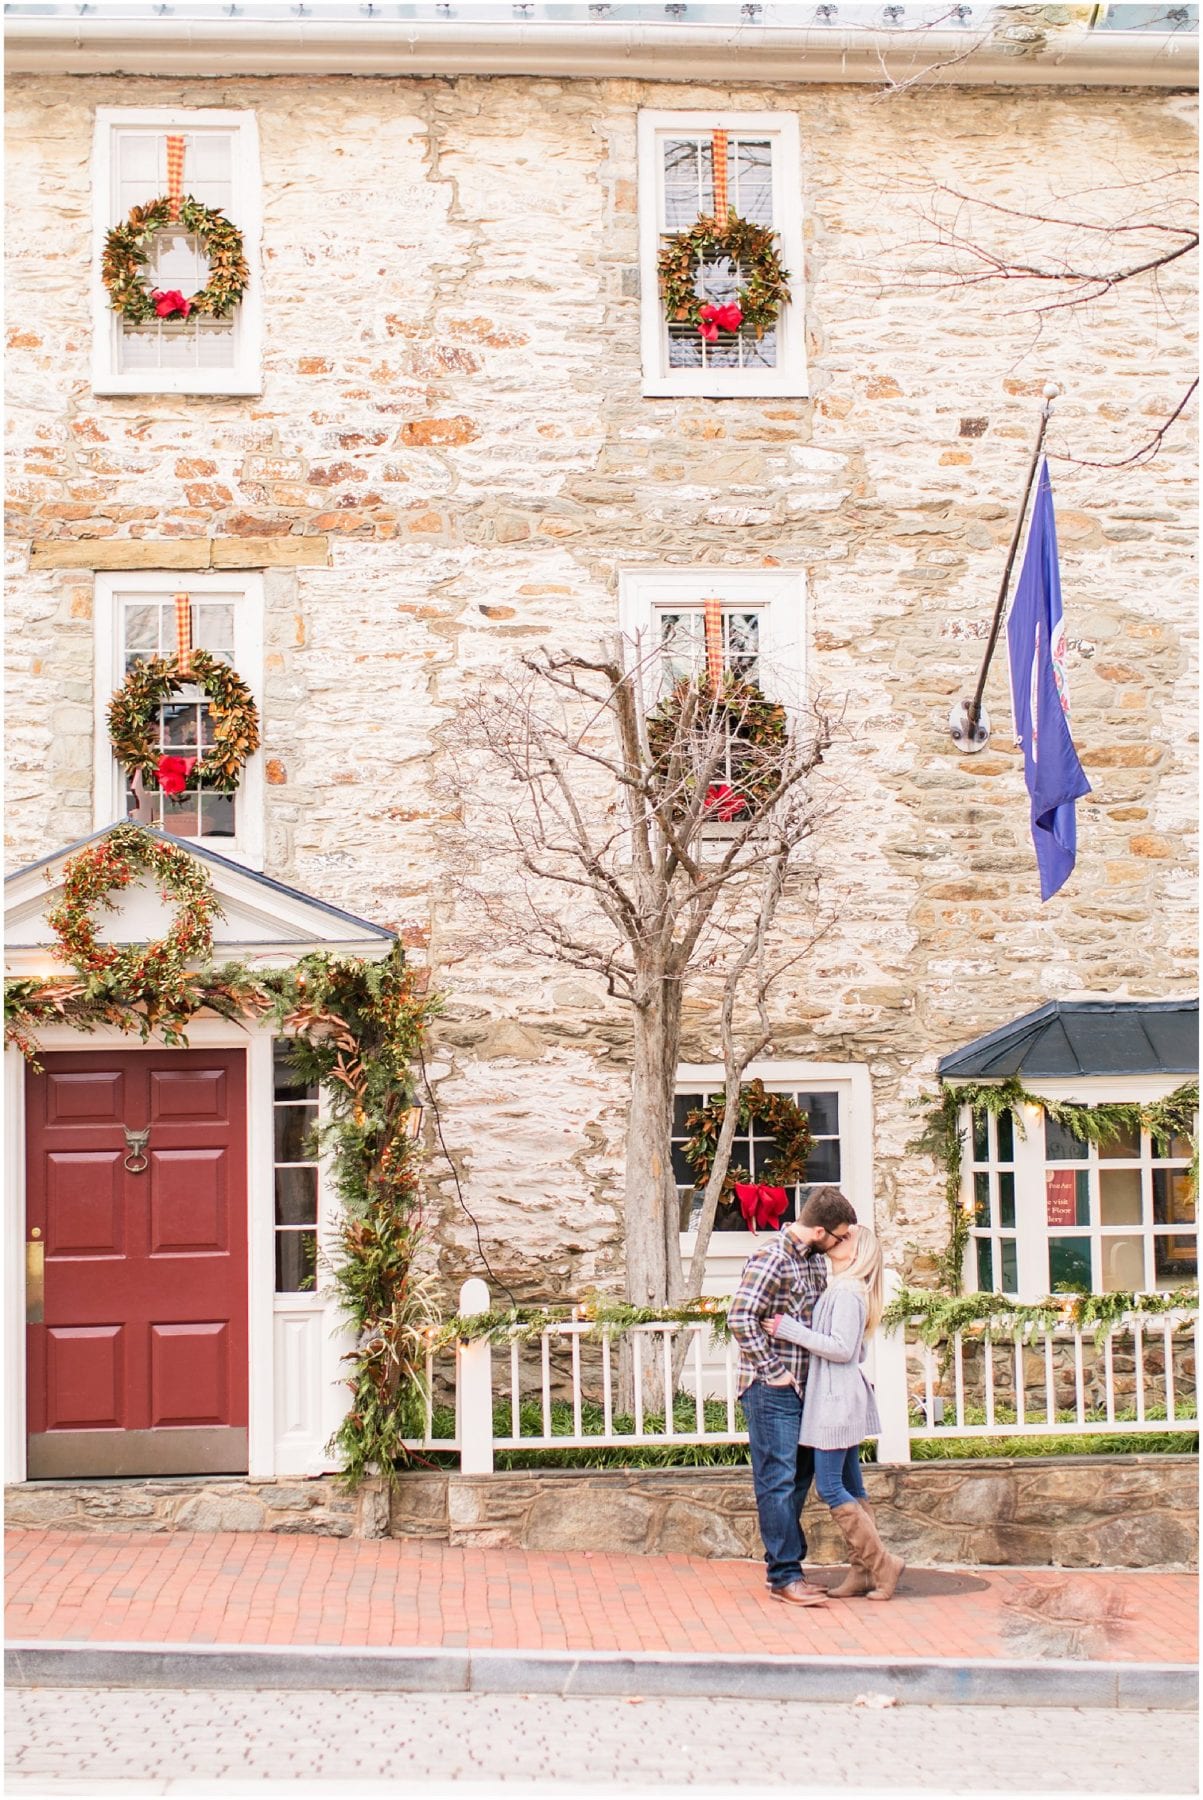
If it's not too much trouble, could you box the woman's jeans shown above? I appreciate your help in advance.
[814,1445,867,1511]
[740,1380,815,1591]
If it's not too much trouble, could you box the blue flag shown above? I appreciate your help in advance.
[1006,462,1091,902]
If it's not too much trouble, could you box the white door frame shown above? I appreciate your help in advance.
[7,1019,279,1486]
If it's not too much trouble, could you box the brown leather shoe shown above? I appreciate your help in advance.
[770,1580,828,1607]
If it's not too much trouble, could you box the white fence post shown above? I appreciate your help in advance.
[456,1276,494,1475]
[874,1267,912,1465]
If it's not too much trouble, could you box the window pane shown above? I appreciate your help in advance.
[996,1110,1014,1163]
[672,1141,697,1186]
[161,798,200,837]
[974,1170,990,1227]
[1045,1114,1089,1160]
[1154,1233,1197,1289]
[199,791,236,838]
[972,1110,988,1163]
[797,1093,839,1136]
[1099,1169,1143,1227]
[274,1042,317,1102]
[124,604,160,654]
[193,603,234,654]
[733,138,772,225]
[274,1166,318,1226]
[274,1104,318,1164]
[679,1187,704,1232]
[1048,1236,1092,1292]
[975,1237,993,1292]
[1153,1168,1196,1227]
[160,702,197,749]
[667,328,703,368]
[1101,1234,1146,1293]
[1046,1169,1090,1228]
[275,1229,317,1293]
[1160,1133,1194,1160]
[673,1092,704,1134]
[998,1172,1015,1229]
[999,1238,1018,1294]
[1096,1119,1141,1158]
[803,1138,840,1183]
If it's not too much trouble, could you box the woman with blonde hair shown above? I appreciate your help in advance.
[767,1223,904,1601]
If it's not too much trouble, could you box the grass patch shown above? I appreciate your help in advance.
[419,1396,1197,1470]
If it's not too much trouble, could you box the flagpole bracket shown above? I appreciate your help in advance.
[949,699,990,753]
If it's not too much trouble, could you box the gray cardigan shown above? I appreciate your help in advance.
[773,1281,881,1451]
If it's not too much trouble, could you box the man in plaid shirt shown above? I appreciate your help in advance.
[729,1185,857,1606]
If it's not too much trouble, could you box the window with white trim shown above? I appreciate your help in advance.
[963,1099,1197,1298]
[91,108,262,396]
[673,1082,844,1236]
[273,1040,319,1295]
[618,569,805,709]
[94,571,265,868]
[637,110,805,399]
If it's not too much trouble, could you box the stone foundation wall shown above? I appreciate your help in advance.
[392,1455,1198,1570]
[4,1476,390,1540]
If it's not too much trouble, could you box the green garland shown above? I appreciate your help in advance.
[441,1292,733,1347]
[681,1079,813,1195]
[883,1282,1198,1346]
[107,650,261,794]
[102,196,250,323]
[909,1077,1200,1295]
[647,675,789,818]
[7,835,435,1491]
[658,209,790,341]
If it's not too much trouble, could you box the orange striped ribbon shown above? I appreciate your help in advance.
[703,597,724,689]
[165,134,186,221]
[711,128,729,221]
[173,591,193,674]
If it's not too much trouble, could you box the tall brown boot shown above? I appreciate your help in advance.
[832,1501,905,1601]
[827,1502,873,1598]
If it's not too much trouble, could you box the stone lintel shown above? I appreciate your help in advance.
[29,537,330,572]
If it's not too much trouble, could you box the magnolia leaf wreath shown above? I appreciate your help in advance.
[108,650,261,797]
[682,1080,814,1231]
[647,675,789,821]
[46,825,221,1007]
[658,210,791,342]
[102,196,250,323]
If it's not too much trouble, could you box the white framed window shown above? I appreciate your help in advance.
[273,1040,320,1295]
[93,570,265,869]
[618,568,806,712]
[676,1061,873,1263]
[961,1085,1197,1299]
[637,110,805,399]
[91,107,262,396]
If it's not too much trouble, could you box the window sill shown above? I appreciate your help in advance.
[91,373,264,398]
[642,372,809,400]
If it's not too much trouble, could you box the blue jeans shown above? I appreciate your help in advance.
[741,1380,815,1590]
[814,1445,867,1510]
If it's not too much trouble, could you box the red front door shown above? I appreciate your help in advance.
[26,1049,249,1479]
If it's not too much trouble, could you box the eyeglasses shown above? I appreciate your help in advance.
[823,1226,853,1245]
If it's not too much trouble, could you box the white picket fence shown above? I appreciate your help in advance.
[409,1274,1200,1473]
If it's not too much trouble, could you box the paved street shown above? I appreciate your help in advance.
[6,1687,1200,1795]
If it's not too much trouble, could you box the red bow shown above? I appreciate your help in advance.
[156,754,196,796]
[704,783,747,821]
[734,1183,789,1233]
[152,289,191,319]
[698,302,744,342]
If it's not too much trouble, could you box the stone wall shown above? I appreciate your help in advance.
[4,1475,389,1539]
[5,70,1197,1299]
[390,1457,1198,1570]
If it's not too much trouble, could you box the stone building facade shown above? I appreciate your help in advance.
[3,11,1197,1482]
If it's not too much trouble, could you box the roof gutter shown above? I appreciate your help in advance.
[3,17,1197,87]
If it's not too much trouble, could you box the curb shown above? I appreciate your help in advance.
[6,1642,1198,1709]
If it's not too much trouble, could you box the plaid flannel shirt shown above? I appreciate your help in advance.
[728,1233,828,1397]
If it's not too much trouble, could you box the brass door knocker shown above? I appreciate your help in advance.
[123,1126,151,1174]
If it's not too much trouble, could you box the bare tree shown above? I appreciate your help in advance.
[449,640,834,1310]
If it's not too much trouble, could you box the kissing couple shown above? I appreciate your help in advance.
[728,1187,904,1606]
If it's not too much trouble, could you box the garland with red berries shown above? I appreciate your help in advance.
[107,649,260,796]
[658,210,790,344]
[102,196,249,324]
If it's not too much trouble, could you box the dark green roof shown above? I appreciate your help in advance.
[938,1000,1198,1081]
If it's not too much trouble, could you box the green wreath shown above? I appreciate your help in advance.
[658,210,791,342]
[647,675,789,819]
[47,826,220,995]
[102,196,250,323]
[682,1079,814,1196]
[107,650,261,795]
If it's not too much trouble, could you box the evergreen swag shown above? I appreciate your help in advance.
[909,1077,1200,1295]
[647,675,789,818]
[883,1282,1198,1346]
[107,650,261,795]
[658,210,791,341]
[6,828,435,1490]
[102,196,250,323]
[681,1079,813,1195]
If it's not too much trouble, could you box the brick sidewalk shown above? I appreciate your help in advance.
[5,1529,1197,1666]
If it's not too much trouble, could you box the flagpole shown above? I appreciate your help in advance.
[951,383,1060,752]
